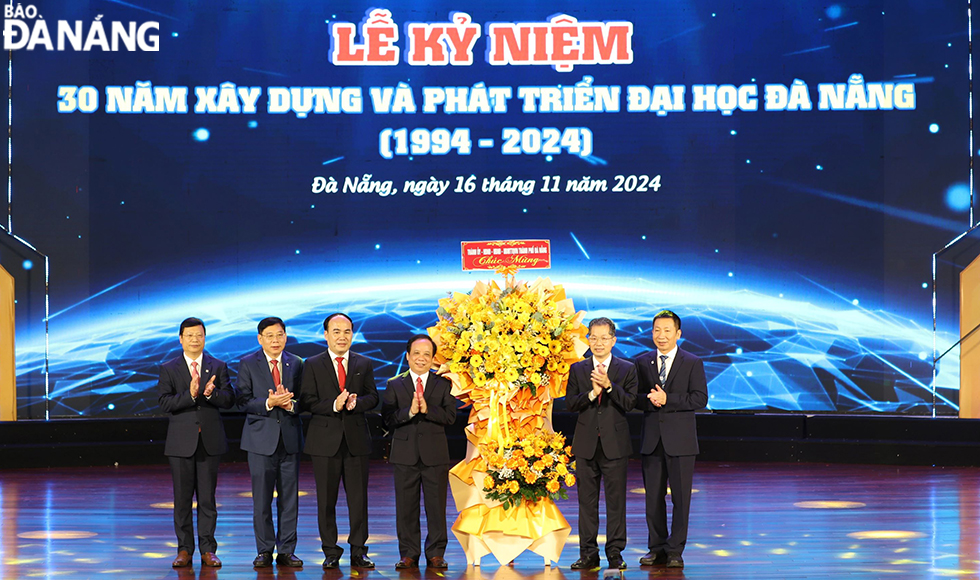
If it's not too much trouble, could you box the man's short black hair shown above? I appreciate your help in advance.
[588,317,616,336]
[258,317,285,335]
[323,312,353,330]
[653,310,682,330]
[179,317,205,336]
[406,333,437,356]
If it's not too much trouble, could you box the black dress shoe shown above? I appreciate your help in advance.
[570,556,600,569]
[276,553,303,567]
[666,553,684,568]
[351,554,375,568]
[395,557,419,569]
[253,552,273,567]
[639,551,667,566]
[322,556,341,569]
[607,556,626,570]
[426,556,448,569]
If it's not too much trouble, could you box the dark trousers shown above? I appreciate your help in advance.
[168,438,221,554]
[247,438,300,555]
[311,437,369,558]
[576,442,628,559]
[642,440,696,555]
[393,461,450,560]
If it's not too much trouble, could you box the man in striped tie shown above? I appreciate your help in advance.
[635,310,709,570]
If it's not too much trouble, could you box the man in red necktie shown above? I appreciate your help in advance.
[236,317,305,568]
[381,334,457,570]
[299,313,378,569]
[157,317,235,569]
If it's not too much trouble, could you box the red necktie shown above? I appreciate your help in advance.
[597,362,605,404]
[271,359,281,386]
[416,376,424,398]
[191,361,201,432]
[336,357,346,392]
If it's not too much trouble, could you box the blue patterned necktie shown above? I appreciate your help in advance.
[659,354,668,385]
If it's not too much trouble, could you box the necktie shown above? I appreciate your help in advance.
[271,359,281,386]
[597,362,605,404]
[336,357,346,391]
[191,361,201,431]
[659,355,668,385]
[416,376,424,398]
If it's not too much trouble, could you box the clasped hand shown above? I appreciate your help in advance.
[647,385,667,407]
[267,384,295,411]
[410,391,428,415]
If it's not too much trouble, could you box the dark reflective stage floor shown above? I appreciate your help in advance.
[2,460,978,579]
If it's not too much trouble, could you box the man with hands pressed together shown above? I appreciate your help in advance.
[635,310,708,570]
[564,317,637,571]
[158,317,235,569]
[382,334,457,570]
[299,313,379,570]
[237,317,305,568]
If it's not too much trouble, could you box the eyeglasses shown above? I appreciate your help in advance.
[260,332,286,340]
[588,335,614,343]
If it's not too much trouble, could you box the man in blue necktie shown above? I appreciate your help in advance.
[635,310,708,570]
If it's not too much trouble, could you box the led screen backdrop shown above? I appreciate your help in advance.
[4,0,970,417]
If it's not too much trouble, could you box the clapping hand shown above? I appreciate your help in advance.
[202,375,216,397]
[345,392,357,411]
[335,390,350,411]
[267,384,294,410]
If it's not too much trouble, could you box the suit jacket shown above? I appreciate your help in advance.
[564,355,637,460]
[237,349,305,456]
[635,347,708,456]
[382,372,457,466]
[158,353,235,457]
[300,350,378,457]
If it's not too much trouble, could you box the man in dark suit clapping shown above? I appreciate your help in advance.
[635,310,708,570]
[382,334,457,570]
[237,317,305,568]
[564,317,637,571]
[299,313,379,570]
[158,317,235,569]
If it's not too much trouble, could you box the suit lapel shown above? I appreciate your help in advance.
[175,356,192,386]
[664,350,683,390]
[281,352,295,390]
[323,352,341,393]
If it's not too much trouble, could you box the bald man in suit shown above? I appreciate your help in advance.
[300,313,379,570]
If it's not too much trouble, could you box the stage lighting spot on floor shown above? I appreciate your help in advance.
[4,558,41,565]
[770,548,789,555]
[141,552,170,559]
[17,531,97,540]
[150,502,221,509]
[631,487,698,495]
[712,550,732,557]
[839,552,857,559]
[848,530,925,540]
[795,501,866,509]
[237,490,310,498]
